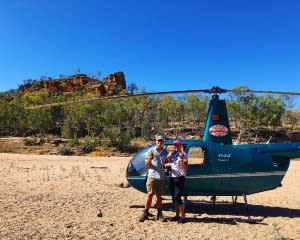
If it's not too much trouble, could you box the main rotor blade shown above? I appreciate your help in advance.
[25,89,209,109]
[24,86,300,110]
[228,89,300,96]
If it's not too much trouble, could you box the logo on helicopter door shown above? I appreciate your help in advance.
[209,124,229,137]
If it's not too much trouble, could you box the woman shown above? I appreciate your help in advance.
[166,139,188,223]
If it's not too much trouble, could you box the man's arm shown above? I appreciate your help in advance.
[145,151,154,168]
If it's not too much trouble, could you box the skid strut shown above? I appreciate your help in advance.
[243,194,251,222]
[232,195,238,204]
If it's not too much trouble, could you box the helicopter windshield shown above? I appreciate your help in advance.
[126,144,155,176]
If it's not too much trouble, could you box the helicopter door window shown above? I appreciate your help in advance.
[165,144,187,153]
[165,145,176,152]
[187,147,205,165]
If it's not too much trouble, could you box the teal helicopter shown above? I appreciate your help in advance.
[125,86,300,221]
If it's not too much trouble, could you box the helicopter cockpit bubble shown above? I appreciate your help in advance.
[126,144,155,176]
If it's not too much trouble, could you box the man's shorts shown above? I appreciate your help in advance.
[146,177,164,195]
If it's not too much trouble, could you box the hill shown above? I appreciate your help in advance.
[17,72,126,96]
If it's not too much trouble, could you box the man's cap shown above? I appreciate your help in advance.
[156,135,164,141]
[173,139,181,145]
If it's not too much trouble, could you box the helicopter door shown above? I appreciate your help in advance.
[186,146,210,174]
[185,145,210,195]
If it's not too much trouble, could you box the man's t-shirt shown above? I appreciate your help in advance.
[146,147,168,180]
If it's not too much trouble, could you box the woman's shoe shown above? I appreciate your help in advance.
[177,217,186,224]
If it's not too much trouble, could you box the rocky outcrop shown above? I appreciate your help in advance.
[18,72,126,96]
[99,72,126,95]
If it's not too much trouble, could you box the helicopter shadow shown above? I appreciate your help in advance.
[130,202,266,224]
[130,199,299,224]
[183,200,300,218]
[185,216,262,225]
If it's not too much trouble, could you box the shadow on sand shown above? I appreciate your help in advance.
[184,200,300,218]
[130,199,300,224]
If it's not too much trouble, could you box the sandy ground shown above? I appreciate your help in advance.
[0,153,299,240]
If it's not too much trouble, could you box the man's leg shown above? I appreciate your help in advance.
[145,193,153,209]
[139,193,153,222]
[156,194,162,209]
[139,177,155,222]
[156,180,166,222]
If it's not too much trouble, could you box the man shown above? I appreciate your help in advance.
[166,139,188,223]
[139,135,168,222]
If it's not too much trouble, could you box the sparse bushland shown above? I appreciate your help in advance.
[0,84,300,155]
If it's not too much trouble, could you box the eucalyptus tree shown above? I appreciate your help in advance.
[228,86,287,142]
[80,102,105,136]
[257,95,285,130]
[172,98,185,136]
[158,96,176,129]
[280,95,299,132]
[22,92,64,134]
[99,99,135,148]
[0,101,10,132]
[283,110,300,132]
[62,104,86,138]
[127,82,138,95]
[185,95,208,132]
[3,94,28,134]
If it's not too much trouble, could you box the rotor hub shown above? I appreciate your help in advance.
[208,86,227,94]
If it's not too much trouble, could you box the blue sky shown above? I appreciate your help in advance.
[1,1,300,106]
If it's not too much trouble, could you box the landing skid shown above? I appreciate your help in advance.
[242,194,251,222]
[231,194,251,222]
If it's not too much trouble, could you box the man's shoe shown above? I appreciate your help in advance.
[139,211,149,222]
[157,212,166,222]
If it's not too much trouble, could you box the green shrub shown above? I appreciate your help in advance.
[0,145,10,153]
[68,137,79,147]
[80,136,100,153]
[24,137,36,146]
[57,145,73,155]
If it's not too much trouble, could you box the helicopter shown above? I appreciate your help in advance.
[27,86,300,221]
[125,86,300,221]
